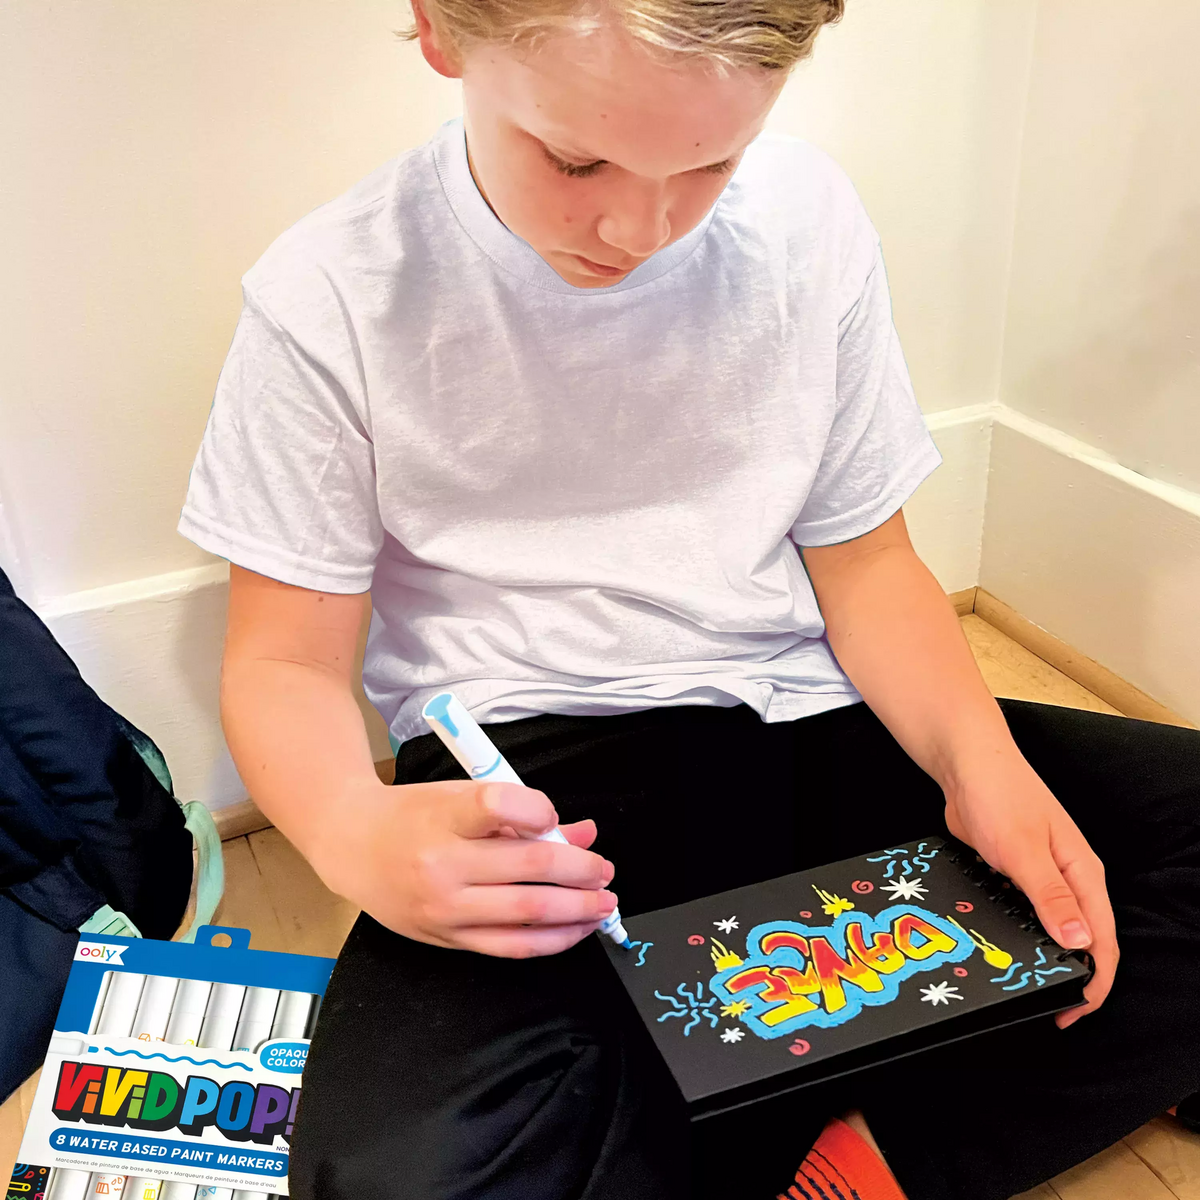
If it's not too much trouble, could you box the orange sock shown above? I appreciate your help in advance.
[778,1117,906,1200]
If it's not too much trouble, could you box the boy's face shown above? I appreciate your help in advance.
[415,7,786,288]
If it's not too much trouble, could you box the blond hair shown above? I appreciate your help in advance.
[401,0,845,73]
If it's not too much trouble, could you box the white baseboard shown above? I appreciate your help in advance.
[981,414,1200,725]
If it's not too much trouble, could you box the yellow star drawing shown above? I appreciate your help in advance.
[720,1000,752,1018]
[813,884,855,917]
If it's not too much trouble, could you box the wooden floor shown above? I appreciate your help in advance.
[2,613,1197,1198]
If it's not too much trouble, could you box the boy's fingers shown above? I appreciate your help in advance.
[1007,848,1092,952]
[444,884,617,928]
[560,818,598,849]
[454,922,603,959]
[1055,843,1119,1027]
[450,782,558,839]
[467,837,614,888]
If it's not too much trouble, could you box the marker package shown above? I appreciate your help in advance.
[9,928,334,1200]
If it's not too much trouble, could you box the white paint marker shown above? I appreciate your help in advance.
[87,972,115,1034]
[50,981,113,1200]
[231,987,280,1054]
[230,993,318,1200]
[121,1180,162,1200]
[158,985,248,1200]
[157,1184,198,1200]
[94,973,148,1037]
[163,978,213,1047]
[422,691,630,948]
[197,984,247,1053]
[47,1169,92,1200]
[88,1176,126,1195]
[80,975,150,1198]
[53,972,125,1199]
[270,990,315,1041]
[131,976,180,1043]
[120,978,176,1200]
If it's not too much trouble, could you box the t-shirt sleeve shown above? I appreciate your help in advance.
[789,244,941,547]
[178,288,383,593]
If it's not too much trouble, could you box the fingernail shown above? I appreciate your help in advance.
[602,861,616,885]
[1060,920,1092,948]
[598,890,617,913]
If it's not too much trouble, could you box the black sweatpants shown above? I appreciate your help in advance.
[290,700,1200,1200]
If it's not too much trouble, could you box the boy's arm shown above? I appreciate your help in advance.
[220,565,617,957]
[800,512,1117,1028]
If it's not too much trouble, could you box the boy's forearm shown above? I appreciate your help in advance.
[809,543,1018,795]
[220,654,388,883]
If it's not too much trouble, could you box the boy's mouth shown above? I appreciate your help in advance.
[572,253,636,278]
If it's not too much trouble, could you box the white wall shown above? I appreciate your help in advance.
[981,0,1200,723]
[998,1,1200,494]
[769,0,1036,414]
[0,1,461,603]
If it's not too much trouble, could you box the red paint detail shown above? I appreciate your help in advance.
[851,880,874,894]
[954,967,969,977]
[799,911,812,918]
[688,935,705,946]
[955,901,974,913]
[788,1039,811,1056]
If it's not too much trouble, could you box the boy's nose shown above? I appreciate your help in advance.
[595,180,671,260]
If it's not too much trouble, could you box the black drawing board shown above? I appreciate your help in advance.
[603,836,1093,1120]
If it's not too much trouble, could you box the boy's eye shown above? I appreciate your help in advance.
[542,145,737,179]
[544,148,605,178]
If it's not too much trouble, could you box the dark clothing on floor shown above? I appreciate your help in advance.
[290,700,1200,1200]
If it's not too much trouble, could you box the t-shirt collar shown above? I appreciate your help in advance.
[432,117,715,295]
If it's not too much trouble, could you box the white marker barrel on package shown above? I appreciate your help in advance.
[197,984,246,1052]
[87,973,115,1035]
[131,976,180,1041]
[47,1169,93,1200]
[163,978,213,1046]
[231,987,280,1053]
[156,1185,196,1200]
[269,990,314,1041]
[94,973,147,1037]
[121,1178,162,1199]
[84,976,149,1194]
[88,1175,126,1195]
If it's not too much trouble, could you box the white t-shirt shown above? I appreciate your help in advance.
[180,117,940,748]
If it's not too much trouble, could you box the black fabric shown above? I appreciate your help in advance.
[291,700,1200,1200]
[0,567,194,1104]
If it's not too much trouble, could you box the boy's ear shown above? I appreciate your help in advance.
[411,0,464,79]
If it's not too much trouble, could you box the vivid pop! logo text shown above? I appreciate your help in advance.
[710,905,975,1038]
[52,1062,300,1146]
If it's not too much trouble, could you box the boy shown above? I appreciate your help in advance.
[179,2,1200,1197]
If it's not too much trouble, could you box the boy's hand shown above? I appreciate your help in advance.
[319,778,618,958]
[941,752,1118,1029]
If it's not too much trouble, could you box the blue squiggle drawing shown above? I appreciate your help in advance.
[1035,966,1071,983]
[93,1047,253,1073]
[1034,946,1048,967]
[868,845,940,877]
[628,940,653,967]
[990,960,1024,984]
[1002,971,1033,991]
[654,983,719,1036]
